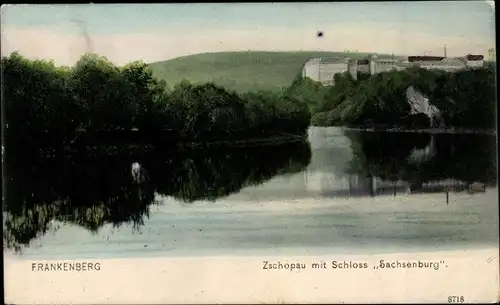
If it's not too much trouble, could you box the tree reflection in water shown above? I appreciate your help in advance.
[342,130,497,197]
[3,140,312,251]
[3,130,497,252]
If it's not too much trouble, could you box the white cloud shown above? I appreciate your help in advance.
[1,23,494,66]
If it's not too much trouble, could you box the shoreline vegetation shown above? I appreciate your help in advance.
[285,63,496,131]
[3,52,496,159]
[2,52,311,158]
[30,135,308,160]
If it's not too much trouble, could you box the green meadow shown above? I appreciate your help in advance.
[148,51,390,93]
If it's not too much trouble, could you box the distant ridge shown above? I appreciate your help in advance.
[147,51,392,93]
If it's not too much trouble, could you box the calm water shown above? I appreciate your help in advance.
[3,127,499,259]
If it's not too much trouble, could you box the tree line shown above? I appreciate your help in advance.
[2,52,311,156]
[287,65,496,130]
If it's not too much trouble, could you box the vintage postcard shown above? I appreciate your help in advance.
[2,2,498,304]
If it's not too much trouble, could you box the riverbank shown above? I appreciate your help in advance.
[9,133,309,160]
[175,133,308,149]
[340,126,497,135]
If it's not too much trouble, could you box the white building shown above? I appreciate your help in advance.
[302,57,349,86]
[302,53,485,85]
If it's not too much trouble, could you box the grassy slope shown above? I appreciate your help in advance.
[148,51,395,93]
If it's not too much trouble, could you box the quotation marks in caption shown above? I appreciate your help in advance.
[262,260,448,271]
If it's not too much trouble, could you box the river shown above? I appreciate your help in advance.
[3,127,498,259]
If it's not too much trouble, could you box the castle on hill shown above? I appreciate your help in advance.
[303,51,486,86]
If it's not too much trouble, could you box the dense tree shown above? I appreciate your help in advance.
[308,66,496,129]
[2,52,311,157]
[2,53,75,155]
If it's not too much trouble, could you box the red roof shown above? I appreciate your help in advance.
[466,54,484,61]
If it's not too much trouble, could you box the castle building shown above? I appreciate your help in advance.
[303,53,486,85]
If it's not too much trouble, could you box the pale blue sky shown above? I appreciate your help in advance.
[1,2,495,65]
[3,2,494,36]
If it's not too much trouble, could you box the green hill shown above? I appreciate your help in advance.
[148,51,392,93]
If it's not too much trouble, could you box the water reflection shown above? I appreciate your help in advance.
[3,128,498,254]
[3,141,312,251]
[338,130,497,198]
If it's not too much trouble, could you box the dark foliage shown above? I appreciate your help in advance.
[2,52,311,157]
[302,66,496,129]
